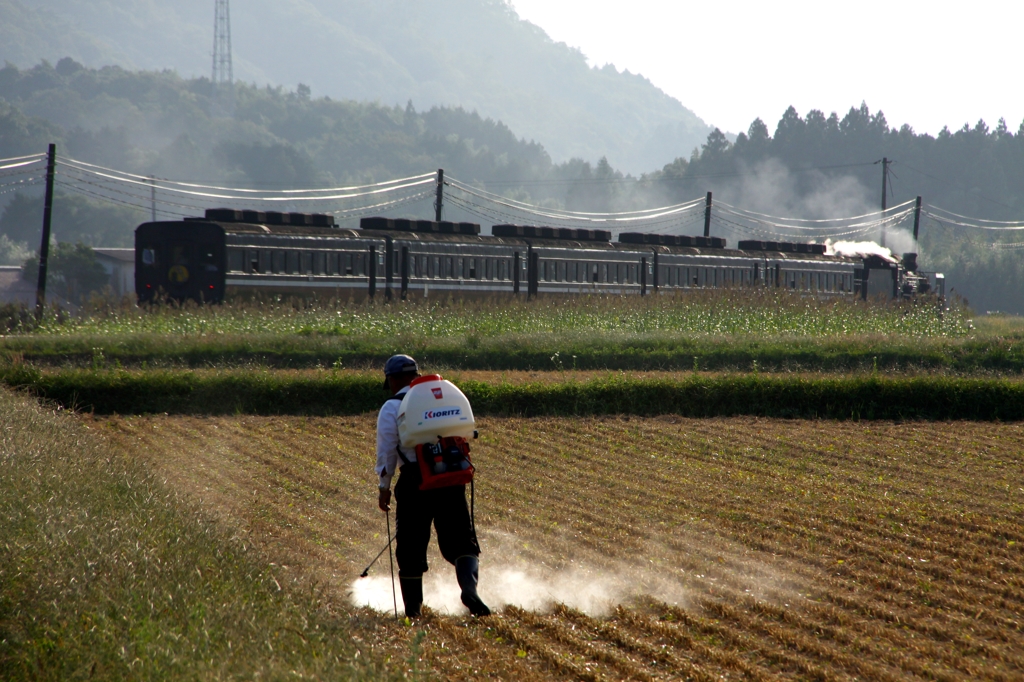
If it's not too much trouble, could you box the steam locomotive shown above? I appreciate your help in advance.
[134,209,944,303]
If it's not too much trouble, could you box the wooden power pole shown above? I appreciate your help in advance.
[434,169,444,222]
[703,191,713,237]
[35,144,56,318]
[879,157,889,248]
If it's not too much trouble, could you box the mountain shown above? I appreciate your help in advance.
[0,0,711,174]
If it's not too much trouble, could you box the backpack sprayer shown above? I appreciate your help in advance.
[361,375,479,580]
[397,374,478,489]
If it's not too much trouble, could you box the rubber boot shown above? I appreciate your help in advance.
[399,576,423,618]
[456,556,491,616]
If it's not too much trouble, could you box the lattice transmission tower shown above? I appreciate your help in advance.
[211,0,234,117]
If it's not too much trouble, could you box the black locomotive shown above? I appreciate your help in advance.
[135,209,943,303]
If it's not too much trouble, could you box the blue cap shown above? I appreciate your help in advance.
[383,354,418,387]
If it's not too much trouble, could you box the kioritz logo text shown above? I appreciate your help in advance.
[423,408,461,420]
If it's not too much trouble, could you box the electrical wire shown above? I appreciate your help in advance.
[59,162,437,203]
[922,210,1024,231]
[0,158,45,173]
[446,194,704,234]
[327,190,434,217]
[448,189,705,227]
[925,205,1024,227]
[0,153,46,164]
[59,156,436,195]
[55,180,194,218]
[448,178,706,219]
[473,161,880,187]
[716,198,916,225]
[718,206,916,236]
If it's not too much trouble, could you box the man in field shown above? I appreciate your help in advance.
[375,354,491,618]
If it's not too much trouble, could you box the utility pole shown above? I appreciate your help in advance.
[149,175,157,222]
[913,195,922,244]
[211,0,234,117]
[879,157,889,248]
[703,191,713,237]
[35,144,56,318]
[434,169,444,222]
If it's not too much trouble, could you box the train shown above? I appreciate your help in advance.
[134,208,944,303]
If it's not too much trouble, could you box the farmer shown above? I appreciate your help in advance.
[375,354,491,618]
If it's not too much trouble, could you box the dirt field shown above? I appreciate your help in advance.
[89,414,1024,681]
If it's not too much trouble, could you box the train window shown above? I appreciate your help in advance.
[284,251,296,274]
[468,258,476,279]
[228,251,243,272]
[315,252,326,275]
[555,261,564,282]
[271,251,283,273]
[342,254,351,275]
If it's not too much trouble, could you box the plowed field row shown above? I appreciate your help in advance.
[89,415,1024,680]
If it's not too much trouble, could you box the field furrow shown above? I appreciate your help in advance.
[91,414,1024,681]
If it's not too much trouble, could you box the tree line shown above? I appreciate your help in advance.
[2,60,1023,311]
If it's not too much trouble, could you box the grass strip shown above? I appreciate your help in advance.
[3,367,1023,420]
[0,388,406,681]
[5,332,1024,373]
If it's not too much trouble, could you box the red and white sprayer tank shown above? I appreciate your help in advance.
[397,374,476,448]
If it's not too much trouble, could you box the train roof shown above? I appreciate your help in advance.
[173,218,368,239]
[357,230,524,246]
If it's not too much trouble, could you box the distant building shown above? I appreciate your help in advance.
[93,248,135,299]
[0,266,36,306]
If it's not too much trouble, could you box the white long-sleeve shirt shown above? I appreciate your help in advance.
[375,386,418,489]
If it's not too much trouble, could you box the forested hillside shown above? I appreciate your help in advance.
[641,106,1024,313]
[0,0,710,173]
[0,59,593,251]
[2,59,1023,312]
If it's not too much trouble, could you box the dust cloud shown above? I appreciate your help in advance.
[349,528,804,617]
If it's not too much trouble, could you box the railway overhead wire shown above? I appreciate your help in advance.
[2,152,1024,250]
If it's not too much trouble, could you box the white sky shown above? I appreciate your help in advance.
[510,0,1023,137]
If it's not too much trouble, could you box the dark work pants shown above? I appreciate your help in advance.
[394,464,480,577]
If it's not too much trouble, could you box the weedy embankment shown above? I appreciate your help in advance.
[3,367,1024,420]
[0,389,411,681]
[3,290,1008,373]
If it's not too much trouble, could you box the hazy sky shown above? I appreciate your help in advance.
[511,0,1023,137]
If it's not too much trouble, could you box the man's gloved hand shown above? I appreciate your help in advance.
[378,487,392,512]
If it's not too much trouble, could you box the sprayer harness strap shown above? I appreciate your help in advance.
[386,395,413,466]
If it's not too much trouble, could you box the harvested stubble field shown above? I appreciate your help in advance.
[92,412,1024,681]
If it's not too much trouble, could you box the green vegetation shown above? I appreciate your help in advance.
[0,190,144,249]
[0,292,1000,372]
[0,388,404,680]
[19,241,110,301]
[2,366,1022,420]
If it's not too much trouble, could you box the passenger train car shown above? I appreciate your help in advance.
[134,209,944,303]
